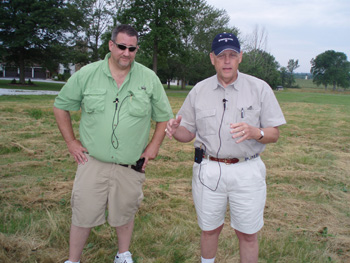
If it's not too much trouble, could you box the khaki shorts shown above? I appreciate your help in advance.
[192,157,266,234]
[71,154,145,228]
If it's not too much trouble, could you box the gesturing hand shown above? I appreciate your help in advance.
[165,115,182,139]
[230,122,257,143]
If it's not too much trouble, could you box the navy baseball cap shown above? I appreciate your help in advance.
[211,33,240,55]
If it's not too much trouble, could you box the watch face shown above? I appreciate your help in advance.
[258,129,264,140]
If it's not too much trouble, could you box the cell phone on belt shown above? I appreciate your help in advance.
[194,147,204,164]
[134,158,145,172]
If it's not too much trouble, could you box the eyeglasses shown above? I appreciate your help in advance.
[112,40,137,52]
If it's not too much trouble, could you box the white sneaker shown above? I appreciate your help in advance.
[114,251,134,263]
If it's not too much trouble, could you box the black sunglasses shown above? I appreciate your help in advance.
[112,40,137,52]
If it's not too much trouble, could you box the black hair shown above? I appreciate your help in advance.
[111,24,138,43]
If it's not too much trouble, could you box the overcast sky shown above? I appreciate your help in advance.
[205,0,350,73]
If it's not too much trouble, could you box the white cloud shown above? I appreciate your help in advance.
[206,0,350,72]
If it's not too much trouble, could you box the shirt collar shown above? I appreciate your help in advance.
[102,52,135,77]
[213,70,241,91]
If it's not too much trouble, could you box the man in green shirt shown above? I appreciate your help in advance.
[54,24,173,263]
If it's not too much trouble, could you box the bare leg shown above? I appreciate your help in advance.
[201,224,224,259]
[116,220,134,253]
[235,230,259,263]
[68,224,91,262]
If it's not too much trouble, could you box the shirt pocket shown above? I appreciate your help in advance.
[127,90,151,117]
[237,105,261,127]
[196,109,217,137]
[82,89,107,114]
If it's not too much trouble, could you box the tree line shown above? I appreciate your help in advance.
[1,0,349,90]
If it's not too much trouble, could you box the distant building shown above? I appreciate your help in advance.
[0,63,76,80]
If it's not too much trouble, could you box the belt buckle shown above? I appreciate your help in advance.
[224,159,230,165]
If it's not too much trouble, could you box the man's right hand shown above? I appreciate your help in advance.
[165,115,182,139]
[67,139,88,164]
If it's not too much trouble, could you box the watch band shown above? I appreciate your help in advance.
[258,128,264,140]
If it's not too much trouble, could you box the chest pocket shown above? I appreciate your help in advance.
[237,105,261,127]
[82,89,107,114]
[196,109,217,137]
[128,90,151,117]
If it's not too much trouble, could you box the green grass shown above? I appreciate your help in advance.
[275,91,350,105]
[0,79,65,91]
[0,83,350,262]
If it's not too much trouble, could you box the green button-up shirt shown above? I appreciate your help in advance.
[54,53,173,164]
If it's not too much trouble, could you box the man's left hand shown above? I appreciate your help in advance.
[140,142,159,172]
[230,122,260,143]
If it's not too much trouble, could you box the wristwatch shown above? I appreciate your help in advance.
[258,128,264,140]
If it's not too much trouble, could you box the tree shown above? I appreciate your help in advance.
[239,49,281,88]
[237,25,281,88]
[154,1,237,88]
[280,67,288,87]
[286,59,299,88]
[0,0,85,84]
[242,25,268,53]
[179,2,238,87]
[119,0,196,74]
[98,0,126,59]
[74,0,127,64]
[311,50,350,90]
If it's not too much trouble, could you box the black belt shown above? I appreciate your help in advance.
[119,164,144,173]
[119,158,145,173]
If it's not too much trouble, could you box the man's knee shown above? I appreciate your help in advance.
[235,230,258,243]
[202,224,224,237]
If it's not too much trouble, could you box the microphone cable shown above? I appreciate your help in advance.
[198,98,227,192]
[111,94,132,150]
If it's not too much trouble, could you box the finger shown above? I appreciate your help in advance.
[75,154,84,165]
[230,123,240,129]
[77,153,85,165]
[165,127,172,139]
[81,148,88,162]
[142,158,149,171]
[175,115,182,125]
[77,150,88,164]
[82,152,88,163]
[235,137,245,144]
[166,133,173,139]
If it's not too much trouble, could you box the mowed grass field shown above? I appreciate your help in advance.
[0,79,349,262]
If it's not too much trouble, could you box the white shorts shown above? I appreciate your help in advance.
[192,156,266,234]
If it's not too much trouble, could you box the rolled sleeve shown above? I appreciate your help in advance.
[54,73,83,111]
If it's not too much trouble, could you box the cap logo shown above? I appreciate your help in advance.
[218,38,234,43]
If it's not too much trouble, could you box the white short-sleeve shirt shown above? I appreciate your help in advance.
[177,71,286,158]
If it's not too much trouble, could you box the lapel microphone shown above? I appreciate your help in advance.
[222,99,227,110]
[113,98,119,109]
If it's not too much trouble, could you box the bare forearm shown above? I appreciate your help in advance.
[53,106,76,144]
[150,121,167,148]
[173,126,196,143]
[141,121,167,166]
[53,106,88,164]
[255,127,280,144]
